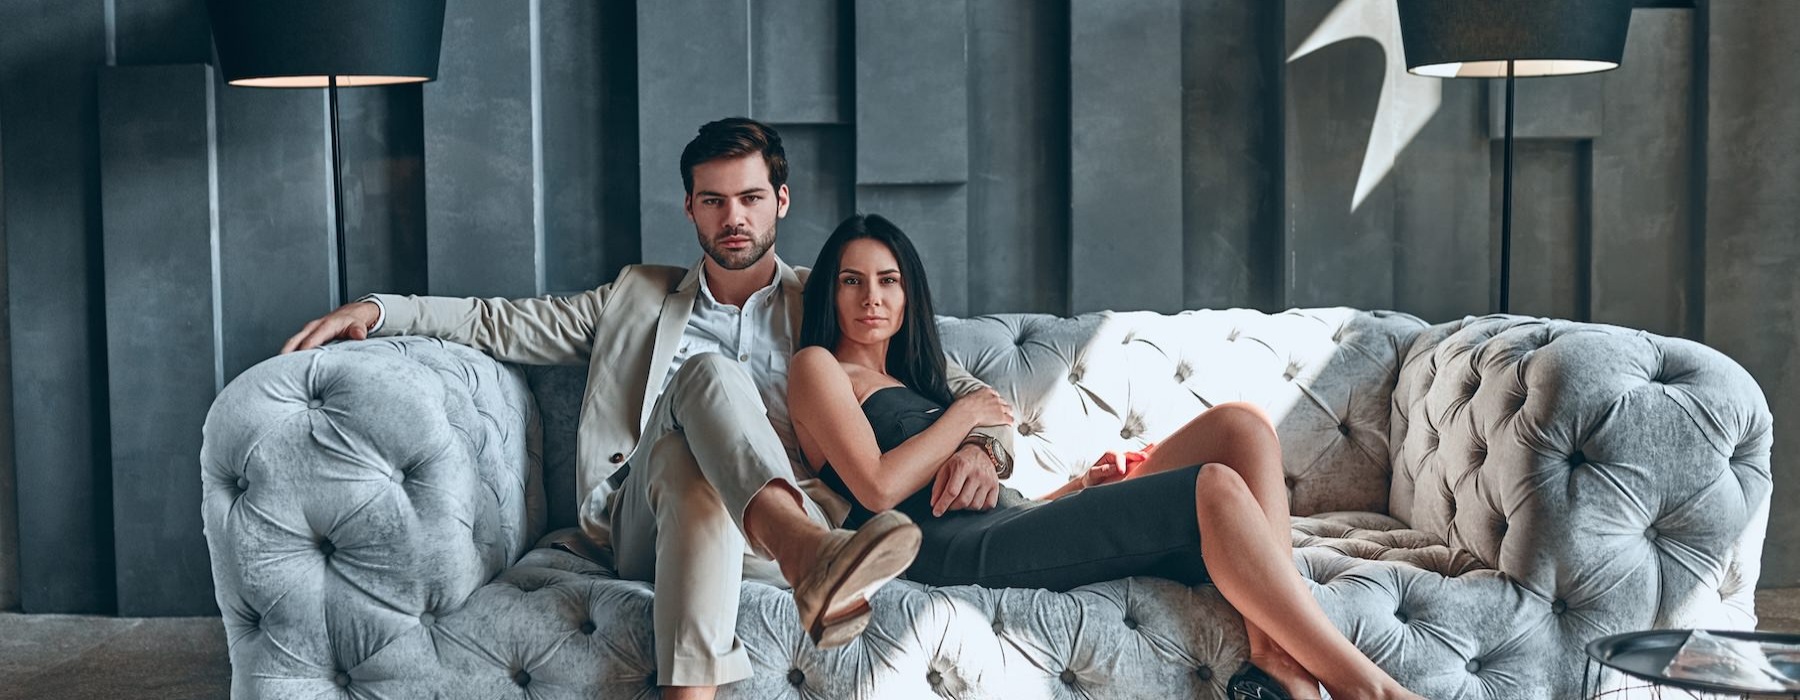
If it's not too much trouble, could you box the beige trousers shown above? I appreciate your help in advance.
[606,352,827,687]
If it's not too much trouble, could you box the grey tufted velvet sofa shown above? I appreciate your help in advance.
[201,308,1773,698]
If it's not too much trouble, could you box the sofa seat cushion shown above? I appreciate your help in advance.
[1293,512,1490,579]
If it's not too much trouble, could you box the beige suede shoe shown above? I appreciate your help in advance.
[792,510,922,648]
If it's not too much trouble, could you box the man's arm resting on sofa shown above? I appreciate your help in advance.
[282,284,616,365]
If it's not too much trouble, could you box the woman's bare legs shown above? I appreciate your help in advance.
[1190,463,1419,699]
[1127,403,1417,699]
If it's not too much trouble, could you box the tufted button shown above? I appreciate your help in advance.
[419,612,435,627]
[319,539,336,558]
[1568,451,1586,467]
[787,669,805,687]
[307,398,324,409]
[1123,617,1138,630]
[1018,424,1035,437]
[927,670,942,686]
[1552,599,1567,615]
[609,452,625,464]
[1196,664,1213,681]
[579,619,596,635]
[390,469,404,484]
[235,476,248,490]
[1465,658,1481,674]
[333,671,350,687]
[991,620,1004,634]
[513,669,531,687]
[1645,526,1659,540]
[1060,669,1077,685]
[1068,372,1081,384]
[1284,476,1297,490]
[1337,423,1351,436]
[1119,427,1135,439]
[1395,610,1409,623]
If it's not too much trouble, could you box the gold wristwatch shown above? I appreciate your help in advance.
[961,434,1010,479]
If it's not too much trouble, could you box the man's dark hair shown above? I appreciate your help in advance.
[800,214,953,408]
[679,117,788,194]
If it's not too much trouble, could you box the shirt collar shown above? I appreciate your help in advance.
[694,256,785,308]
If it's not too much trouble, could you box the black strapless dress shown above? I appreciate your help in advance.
[821,385,1209,591]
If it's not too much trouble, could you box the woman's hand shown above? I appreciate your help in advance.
[1079,447,1152,489]
[946,387,1015,429]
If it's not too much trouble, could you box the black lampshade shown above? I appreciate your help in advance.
[207,0,447,88]
[1396,0,1633,78]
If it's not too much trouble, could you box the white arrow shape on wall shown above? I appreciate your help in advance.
[1290,0,1443,212]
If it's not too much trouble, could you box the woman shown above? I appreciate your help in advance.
[787,214,1424,700]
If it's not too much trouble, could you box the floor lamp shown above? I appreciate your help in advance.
[206,1,448,308]
[1395,0,1634,315]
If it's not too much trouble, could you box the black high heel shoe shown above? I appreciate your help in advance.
[1227,662,1293,700]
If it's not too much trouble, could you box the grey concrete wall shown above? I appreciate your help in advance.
[0,80,12,612]
[1704,0,1800,588]
[97,64,220,616]
[3,0,1800,615]
[2,0,116,614]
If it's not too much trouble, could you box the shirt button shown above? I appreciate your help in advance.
[739,353,749,362]
[609,453,624,464]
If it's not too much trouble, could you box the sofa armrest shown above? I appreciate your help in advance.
[201,337,544,665]
[1389,316,1772,629]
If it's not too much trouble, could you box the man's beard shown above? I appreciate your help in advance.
[700,224,776,270]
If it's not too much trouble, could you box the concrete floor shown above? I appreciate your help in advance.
[1,588,1797,699]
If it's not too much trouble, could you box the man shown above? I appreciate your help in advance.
[283,118,1015,699]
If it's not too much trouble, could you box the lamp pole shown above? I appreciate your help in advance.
[1497,58,1512,314]
[329,76,349,308]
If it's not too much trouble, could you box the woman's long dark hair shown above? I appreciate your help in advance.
[801,214,954,407]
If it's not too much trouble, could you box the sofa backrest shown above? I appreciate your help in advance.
[527,307,1429,530]
[938,308,1429,515]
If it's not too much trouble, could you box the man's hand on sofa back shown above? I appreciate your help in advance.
[282,301,383,354]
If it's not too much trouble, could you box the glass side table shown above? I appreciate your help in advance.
[1584,629,1800,699]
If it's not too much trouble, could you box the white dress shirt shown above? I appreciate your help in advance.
[659,260,800,467]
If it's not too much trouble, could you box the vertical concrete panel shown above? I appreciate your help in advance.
[1494,142,1587,321]
[340,86,429,300]
[1487,75,1605,141]
[425,0,541,297]
[1394,78,1490,322]
[638,1,750,266]
[1,0,117,614]
[855,0,968,184]
[776,126,855,270]
[0,76,14,612]
[969,0,1069,315]
[543,0,638,293]
[1182,0,1281,312]
[1591,10,1693,338]
[98,65,219,616]
[754,0,845,124]
[1071,0,1182,314]
[1704,0,1800,588]
[215,82,334,382]
[112,0,211,65]
[1283,0,1397,311]
[855,186,969,317]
